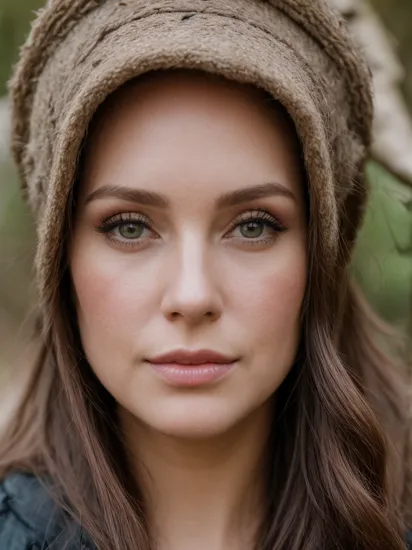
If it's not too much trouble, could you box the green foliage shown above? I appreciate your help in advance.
[354,161,412,326]
[0,0,44,95]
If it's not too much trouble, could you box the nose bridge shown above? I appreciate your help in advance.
[161,231,221,322]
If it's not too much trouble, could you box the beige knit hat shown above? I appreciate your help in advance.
[9,0,373,318]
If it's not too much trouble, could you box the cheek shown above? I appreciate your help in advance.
[228,246,307,361]
[259,269,305,325]
[70,241,155,351]
[229,254,307,410]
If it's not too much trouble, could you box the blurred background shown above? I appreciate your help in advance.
[0,1,411,406]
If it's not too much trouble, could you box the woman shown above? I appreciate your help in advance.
[0,1,411,549]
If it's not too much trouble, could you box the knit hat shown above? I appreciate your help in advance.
[9,0,373,317]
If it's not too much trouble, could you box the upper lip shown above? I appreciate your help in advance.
[147,349,237,365]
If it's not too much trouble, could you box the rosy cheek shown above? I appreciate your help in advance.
[256,273,303,322]
[75,270,117,329]
[71,243,139,336]
[229,250,306,348]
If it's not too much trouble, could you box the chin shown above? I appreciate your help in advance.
[134,397,248,440]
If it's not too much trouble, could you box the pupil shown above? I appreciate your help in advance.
[240,222,263,238]
[119,223,143,239]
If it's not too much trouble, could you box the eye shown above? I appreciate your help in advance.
[238,221,266,239]
[96,212,155,245]
[117,222,146,240]
[227,209,287,244]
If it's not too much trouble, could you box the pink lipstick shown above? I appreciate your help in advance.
[146,349,237,387]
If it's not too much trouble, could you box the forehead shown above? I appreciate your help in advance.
[79,70,304,202]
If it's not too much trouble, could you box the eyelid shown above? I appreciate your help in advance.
[227,208,287,232]
[96,211,153,233]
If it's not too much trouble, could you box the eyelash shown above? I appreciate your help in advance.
[96,208,288,248]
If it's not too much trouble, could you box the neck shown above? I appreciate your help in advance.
[119,402,274,550]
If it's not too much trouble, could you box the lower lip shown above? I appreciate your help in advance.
[148,362,236,387]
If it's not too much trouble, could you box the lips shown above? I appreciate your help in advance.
[145,349,238,387]
[147,349,236,366]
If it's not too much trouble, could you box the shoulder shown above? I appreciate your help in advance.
[407,529,412,549]
[0,472,93,550]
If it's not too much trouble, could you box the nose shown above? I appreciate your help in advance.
[160,236,223,325]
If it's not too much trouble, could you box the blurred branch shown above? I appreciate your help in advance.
[333,0,412,189]
[0,97,10,164]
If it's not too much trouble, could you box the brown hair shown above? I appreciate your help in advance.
[0,125,410,550]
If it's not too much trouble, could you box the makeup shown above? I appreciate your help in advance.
[146,349,238,387]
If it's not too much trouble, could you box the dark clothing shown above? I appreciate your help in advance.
[1,473,412,549]
[0,473,93,550]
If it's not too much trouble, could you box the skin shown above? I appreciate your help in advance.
[70,71,307,550]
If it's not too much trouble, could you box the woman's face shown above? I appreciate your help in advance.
[71,72,307,438]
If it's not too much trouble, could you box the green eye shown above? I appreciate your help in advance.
[118,222,145,239]
[239,222,264,239]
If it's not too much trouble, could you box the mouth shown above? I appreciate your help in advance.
[145,349,238,387]
[147,348,237,365]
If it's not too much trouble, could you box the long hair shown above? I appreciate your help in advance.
[0,110,410,550]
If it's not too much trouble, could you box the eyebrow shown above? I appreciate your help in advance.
[85,182,296,208]
[216,182,296,207]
